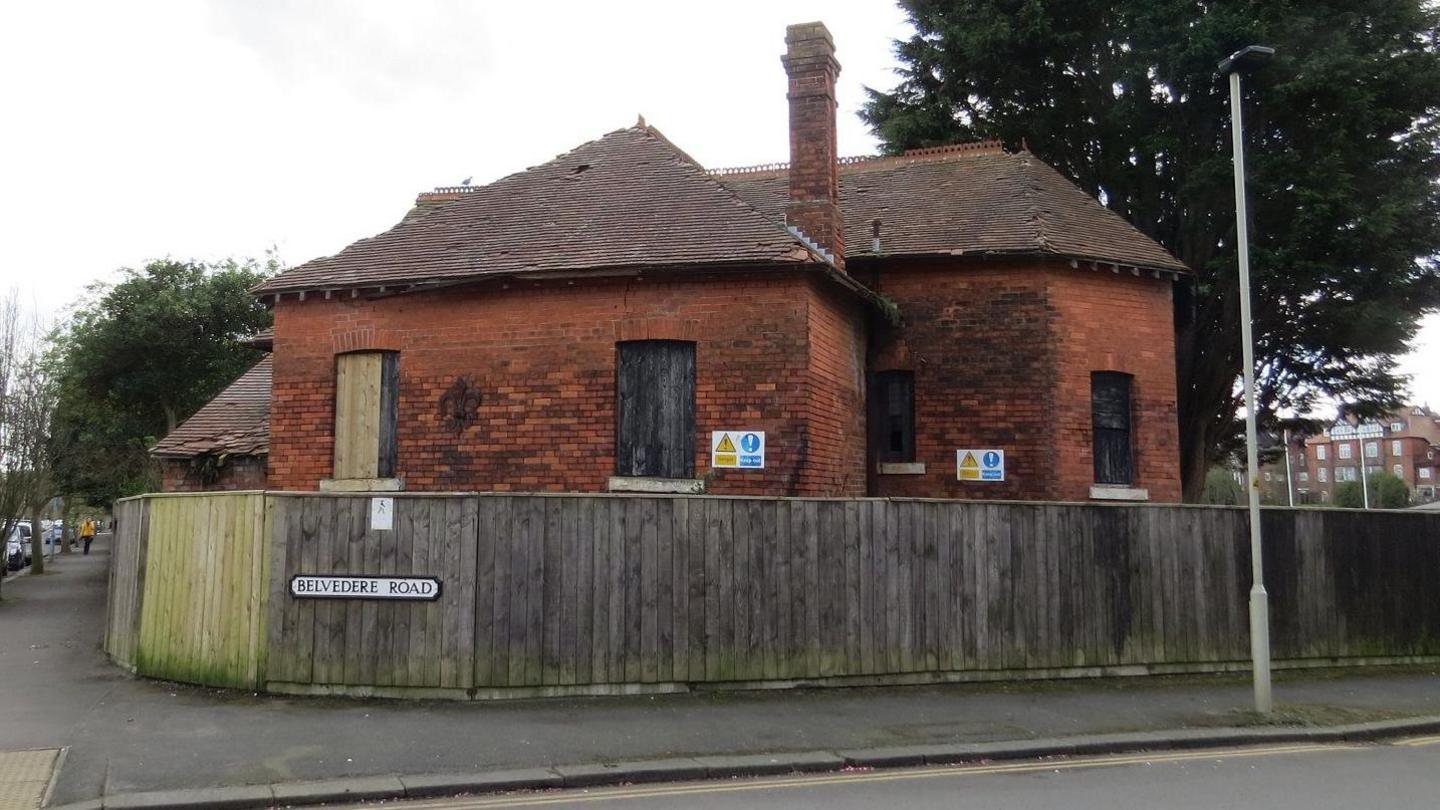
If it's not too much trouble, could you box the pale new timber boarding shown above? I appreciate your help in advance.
[108,492,268,688]
[106,493,1440,695]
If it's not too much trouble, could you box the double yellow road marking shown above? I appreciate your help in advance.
[381,742,1367,809]
[1396,734,1440,747]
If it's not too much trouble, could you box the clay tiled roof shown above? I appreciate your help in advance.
[717,144,1188,273]
[151,357,271,458]
[255,126,823,295]
[242,326,273,350]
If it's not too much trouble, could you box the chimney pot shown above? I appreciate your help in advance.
[782,21,844,270]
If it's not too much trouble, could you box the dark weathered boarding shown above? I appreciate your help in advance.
[615,341,696,479]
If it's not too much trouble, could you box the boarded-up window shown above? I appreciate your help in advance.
[616,340,695,479]
[334,351,399,479]
[1091,371,1133,486]
[873,370,915,463]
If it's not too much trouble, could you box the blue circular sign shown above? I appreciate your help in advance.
[741,433,761,453]
[983,451,1001,468]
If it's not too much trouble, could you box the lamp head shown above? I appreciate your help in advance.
[1218,45,1275,75]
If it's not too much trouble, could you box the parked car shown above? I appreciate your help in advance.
[5,522,32,571]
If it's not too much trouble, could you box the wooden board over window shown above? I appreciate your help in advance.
[1091,371,1134,486]
[334,352,398,479]
[616,340,696,479]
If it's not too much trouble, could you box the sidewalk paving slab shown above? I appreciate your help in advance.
[101,785,275,810]
[691,751,847,778]
[398,768,562,799]
[269,776,406,807]
[554,758,708,787]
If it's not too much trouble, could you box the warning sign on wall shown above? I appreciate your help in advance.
[712,431,765,469]
[957,449,1005,482]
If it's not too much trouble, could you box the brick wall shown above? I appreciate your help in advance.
[1048,268,1182,502]
[268,272,867,496]
[159,456,268,492]
[867,261,1059,500]
[866,258,1181,503]
[798,284,868,495]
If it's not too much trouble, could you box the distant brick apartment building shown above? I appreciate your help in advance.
[154,22,1188,502]
[1262,406,1440,505]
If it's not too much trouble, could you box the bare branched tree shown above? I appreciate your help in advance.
[0,289,58,584]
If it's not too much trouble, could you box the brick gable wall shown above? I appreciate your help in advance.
[267,273,866,496]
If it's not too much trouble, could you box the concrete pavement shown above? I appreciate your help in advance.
[3,535,1439,808]
[369,738,1440,809]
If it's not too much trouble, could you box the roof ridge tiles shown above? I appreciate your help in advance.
[710,139,1007,178]
[1018,151,1052,252]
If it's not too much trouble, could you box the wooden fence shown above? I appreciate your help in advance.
[106,492,269,688]
[106,493,1440,695]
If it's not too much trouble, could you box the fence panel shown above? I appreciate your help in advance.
[262,494,479,690]
[129,493,266,688]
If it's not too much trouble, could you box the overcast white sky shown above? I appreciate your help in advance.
[1,0,1435,408]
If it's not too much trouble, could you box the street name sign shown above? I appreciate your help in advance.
[289,574,441,601]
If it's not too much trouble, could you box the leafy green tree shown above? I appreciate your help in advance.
[1201,466,1245,505]
[50,258,275,505]
[862,1,1440,500]
[1334,472,1411,509]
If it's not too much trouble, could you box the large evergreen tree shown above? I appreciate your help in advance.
[863,0,1440,499]
[50,258,275,504]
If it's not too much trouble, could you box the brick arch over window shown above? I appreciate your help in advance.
[330,328,402,355]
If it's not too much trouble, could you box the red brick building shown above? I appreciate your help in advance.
[157,22,1187,503]
[1265,407,1440,505]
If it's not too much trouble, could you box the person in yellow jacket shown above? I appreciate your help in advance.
[79,518,96,555]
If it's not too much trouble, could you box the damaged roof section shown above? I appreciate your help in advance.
[254,125,827,296]
[151,356,272,458]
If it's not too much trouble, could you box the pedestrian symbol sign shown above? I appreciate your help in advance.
[712,431,765,469]
[957,449,1004,482]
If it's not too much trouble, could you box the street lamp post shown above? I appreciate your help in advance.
[1219,44,1275,715]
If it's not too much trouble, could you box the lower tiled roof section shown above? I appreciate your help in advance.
[151,356,271,458]
[718,146,1188,273]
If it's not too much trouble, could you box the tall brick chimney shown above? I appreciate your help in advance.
[782,21,844,270]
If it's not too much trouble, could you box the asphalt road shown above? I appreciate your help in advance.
[348,737,1440,809]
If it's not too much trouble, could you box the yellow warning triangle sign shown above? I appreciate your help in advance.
[716,434,737,453]
[959,451,979,469]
